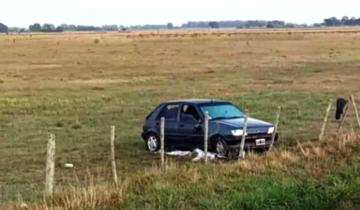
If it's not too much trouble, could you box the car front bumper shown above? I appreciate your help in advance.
[224,133,279,149]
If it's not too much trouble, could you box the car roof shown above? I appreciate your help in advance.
[165,98,228,105]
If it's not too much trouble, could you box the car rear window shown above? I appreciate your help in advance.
[158,104,179,120]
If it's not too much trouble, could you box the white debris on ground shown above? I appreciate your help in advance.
[64,163,74,168]
[165,149,225,161]
[192,149,217,161]
[166,151,192,157]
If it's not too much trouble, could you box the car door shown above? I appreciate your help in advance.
[178,104,204,148]
[157,103,181,145]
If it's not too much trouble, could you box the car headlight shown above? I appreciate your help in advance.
[231,129,244,136]
[267,127,275,134]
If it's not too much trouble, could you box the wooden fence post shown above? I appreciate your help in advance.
[204,112,209,163]
[110,126,118,185]
[319,102,332,141]
[239,114,248,159]
[45,134,56,198]
[269,106,281,151]
[160,117,165,170]
[350,95,360,129]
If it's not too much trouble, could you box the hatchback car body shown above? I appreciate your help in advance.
[141,99,278,156]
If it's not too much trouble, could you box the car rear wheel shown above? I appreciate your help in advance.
[214,137,228,157]
[146,134,160,152]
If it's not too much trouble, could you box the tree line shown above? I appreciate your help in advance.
[1,16,360,33]
[184,16,360,28]
[28,23,124,32]
[323,16,360,26]
[183,20,299,28]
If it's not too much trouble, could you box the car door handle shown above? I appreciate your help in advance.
[179,124,185,127]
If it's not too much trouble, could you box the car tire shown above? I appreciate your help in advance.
[145,133,160,152]
[255,147,269,153]
[263,146,271,152]
[213,137,228,157]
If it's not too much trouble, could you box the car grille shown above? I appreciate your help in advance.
[245,133,272,142]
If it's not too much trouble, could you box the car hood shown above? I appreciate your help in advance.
[214,117,273,130]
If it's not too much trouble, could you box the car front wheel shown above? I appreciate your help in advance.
[214,137,228,157]
[146,134,160,152]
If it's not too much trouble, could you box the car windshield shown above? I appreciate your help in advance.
[199,103,244,120]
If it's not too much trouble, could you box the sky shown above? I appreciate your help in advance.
[0,0,359,27]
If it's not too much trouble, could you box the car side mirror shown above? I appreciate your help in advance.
[193,120,202,132]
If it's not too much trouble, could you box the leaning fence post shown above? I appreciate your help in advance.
[269,106,281,151]
[319,102,332,141]
[204,112,209,163]
[239,114,248,159]
[45,133,56,198]
[297,140,307,157]
[110,125,118,185]
[350,95,360,129]
[160,117,165,170]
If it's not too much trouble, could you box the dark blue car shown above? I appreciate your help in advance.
[141,99,278,156]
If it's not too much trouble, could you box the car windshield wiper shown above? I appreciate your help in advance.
[224,116,243,119]
[211,117,227,120]
[211,116,242,120]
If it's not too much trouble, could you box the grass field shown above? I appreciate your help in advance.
[0,28,359,209]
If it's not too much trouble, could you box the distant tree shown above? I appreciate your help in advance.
[208,21,219,28]
[341,16,349,25]
[324,17,341,26]
[167,22,174,29]
[182,21,209,28]
[60,24,77,31]
[119,25,128,32]
[244,20,267,28]
[285,23,295,28]
[42,24,55,32]
[55,26,64,32]
[267,20,285,28]
[101,25,119,31]
[0,23,9,33]
[8,27,26,33]
[266,23,275,28]
[76,25,101,31]
[348,17,357,26]
[29,23,41,32]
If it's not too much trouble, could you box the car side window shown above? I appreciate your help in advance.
[181,104,200,122]
[158,104,179,120]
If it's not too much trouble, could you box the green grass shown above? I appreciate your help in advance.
[121,166,359,210]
